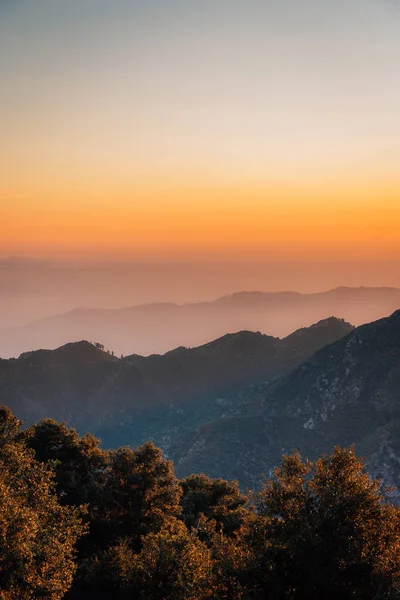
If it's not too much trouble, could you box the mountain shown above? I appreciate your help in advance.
[1,286,399,358]
[167,310,400,490]
[0,317,352,453]
[18,340,118,366]
[3,312,400,492]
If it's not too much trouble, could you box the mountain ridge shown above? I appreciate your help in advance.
[2,311,400,490]
[167,309,400,488]
[0,317,353,457]
[1,285,399,359]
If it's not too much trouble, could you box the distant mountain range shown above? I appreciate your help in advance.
[2,310,400,492]
[0,316,352,453]
[1,286,400,358]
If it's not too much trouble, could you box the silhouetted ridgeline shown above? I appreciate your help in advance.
[1,406,400,599]
[3,311,400,489]
[0,317,353,485]
[1,286,400,358]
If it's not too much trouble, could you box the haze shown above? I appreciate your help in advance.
[1,257,400,358]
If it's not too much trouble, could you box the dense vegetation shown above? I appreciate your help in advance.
[1,405,400,599]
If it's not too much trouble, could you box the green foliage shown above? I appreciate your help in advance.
[68,538,136,599]
[79,520,216,600]
[125,519,216,599]
[68,442,183,597]
[0,405,22,447]
[2,405,400,600]
[102,442,182,548]
[0,408,86,600]
[23,419,107,506]
[195,515,252,599]
[250,446,400,599]
[180,473,248,536]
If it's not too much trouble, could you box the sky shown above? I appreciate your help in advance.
[1,0,400,262]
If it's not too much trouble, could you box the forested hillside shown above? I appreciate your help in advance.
[169,309,400,489]
[0,317,352,460]
[1,405,400,599]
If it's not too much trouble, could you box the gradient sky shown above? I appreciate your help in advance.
[1,0,400,261]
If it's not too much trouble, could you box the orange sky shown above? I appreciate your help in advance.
[1,1,400,263]
[2,174,400,261]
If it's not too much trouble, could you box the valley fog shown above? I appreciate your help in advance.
[1,258,400,358]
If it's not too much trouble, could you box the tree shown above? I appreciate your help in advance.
[180,473,249,536]
[195,514,251,600]
[128,519,216,600]
[78,520,215,600]
[102,442,182,549]
[0,408,86,599]
[0,405,22,447]
[250,447,400,599]
[23,419,107,507]
[63,442,182,597]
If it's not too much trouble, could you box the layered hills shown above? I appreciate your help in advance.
[2,310,400,492]
[0,317,352,453]
[1,286,400,358]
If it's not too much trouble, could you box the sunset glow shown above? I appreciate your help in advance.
[1,0,400,263]
[2,177,400,261]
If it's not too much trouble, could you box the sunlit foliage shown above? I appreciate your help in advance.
[1,406,400,600]
[0,408,86,599]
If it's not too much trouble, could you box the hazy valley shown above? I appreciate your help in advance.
[2,282,400,358]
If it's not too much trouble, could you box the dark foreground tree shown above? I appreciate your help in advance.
[180,473,248,536]
[250,447,400,600]
[3,403,400,600]
[0,408,86,600]
[23,419,107,507]
[67,442,183,598]
[82,519,216,600]
[129,519,215,600]
[0,406,22,447]
[102,442,182,548]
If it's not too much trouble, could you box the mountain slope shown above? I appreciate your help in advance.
[0,318,353,452]
[167,311,400,489]
[18,340,118,366]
